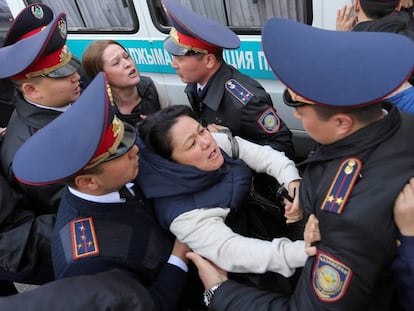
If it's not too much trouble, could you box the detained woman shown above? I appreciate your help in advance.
[136,105,311,277]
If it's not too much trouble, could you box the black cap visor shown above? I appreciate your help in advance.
[45,57,81,78]
[164,36,204,56]
[283,89,308,107]
[103,122,137,163]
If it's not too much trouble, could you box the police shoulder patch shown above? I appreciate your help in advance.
[320,158,362,214]
[257,107,280,133]
[71,217,99,259]
[225,79,253,105]
[312,251,352,302]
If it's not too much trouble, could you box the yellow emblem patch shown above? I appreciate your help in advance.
[257,107,280,133]
[312,251,352,302]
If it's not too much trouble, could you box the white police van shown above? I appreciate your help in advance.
[3,0,351,159]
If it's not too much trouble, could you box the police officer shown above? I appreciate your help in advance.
[0,4,81,212]
[12,72,190,310]
[184,18,414,310]
[0,5,80,287]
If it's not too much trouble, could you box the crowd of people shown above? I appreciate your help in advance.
[0,0,413,310]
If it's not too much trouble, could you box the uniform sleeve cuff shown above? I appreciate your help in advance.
[168,255,189,272]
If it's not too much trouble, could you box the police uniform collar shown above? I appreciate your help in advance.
[195,63,229,111]
[24,97,72,112]
[298,102,399,167]
[68,186,126,204]
[14,93,63,130]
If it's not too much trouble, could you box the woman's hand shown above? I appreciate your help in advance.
[284,180,303,223]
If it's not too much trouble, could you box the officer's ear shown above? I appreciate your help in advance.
[331,113,354,138]
[205,54,218,69]
[21,81,42,100]
[354,0,361,13]
[74,174,99,192]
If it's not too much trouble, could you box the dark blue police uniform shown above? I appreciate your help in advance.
[53,187,174,280]
[52,187,186,310]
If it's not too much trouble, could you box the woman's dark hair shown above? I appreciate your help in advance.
[363,13,414,41]
[354,11,414,84]
[138,105,197,159]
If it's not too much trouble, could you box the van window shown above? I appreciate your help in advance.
[0,0,12,37]
[150,0,313,34]
[26,0,138,33]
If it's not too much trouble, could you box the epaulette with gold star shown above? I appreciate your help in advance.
[320,158,362,214]
[225,79,253,105]
[71,217,99,259]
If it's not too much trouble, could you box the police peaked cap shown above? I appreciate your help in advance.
[162,0,240,55]
[0,10,79,79]
[262,18,414,107]
[12,72,137,186]
[3,3,54,46]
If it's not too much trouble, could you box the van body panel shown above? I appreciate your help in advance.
[4,0,352,158]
